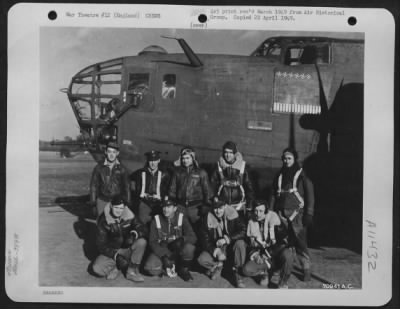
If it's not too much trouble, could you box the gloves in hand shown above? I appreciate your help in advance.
[213,247,227,261]
[216,238,227,247]
[302,214,313,227]
[255,253,264,265]
[115,254,130,272]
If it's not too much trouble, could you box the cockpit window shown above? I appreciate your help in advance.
[124,71,155,112]
[128,73,149,90]
[252,41,281,58]
[285,48,303,65]
[284,45,330,66]
[268,44,282,56]
[162,74,176,99]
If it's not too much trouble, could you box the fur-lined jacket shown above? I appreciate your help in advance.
[199,205,246,255]
[96,204,146,259]
[210,152,254,208]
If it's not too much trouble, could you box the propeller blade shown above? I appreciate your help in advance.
[314,64,329,115]
[314,64,329,153]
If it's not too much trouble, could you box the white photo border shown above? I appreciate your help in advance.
[6,3,395,306]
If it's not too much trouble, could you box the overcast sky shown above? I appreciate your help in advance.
[39,27,363,140]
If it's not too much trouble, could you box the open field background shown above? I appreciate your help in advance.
[39,151,361,289]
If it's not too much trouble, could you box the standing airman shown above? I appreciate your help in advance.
[168,147,212,227]
[211,141,254,218]
[131,150,169,224]
[270,147,315,282]
[90,142,131,217]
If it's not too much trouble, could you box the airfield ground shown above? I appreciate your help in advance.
[39,152,361,289]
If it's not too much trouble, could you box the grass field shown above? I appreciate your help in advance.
[39,151,361,289]
[39,152,97,205]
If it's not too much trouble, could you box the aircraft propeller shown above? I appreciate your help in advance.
[299,64,341,154]
[314,63,330,153]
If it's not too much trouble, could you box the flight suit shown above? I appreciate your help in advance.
[270,165,314,274]
[144,211,197,276]
[132,167,170,224]
[92,204,147,278]
[210,152,254,217]
[197,205,247,281]
[243,210,294,287]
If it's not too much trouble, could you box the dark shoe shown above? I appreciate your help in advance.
[126,266,144,282]
[106,267,120,280]
[303,269,311,282]
[179,260,194,281]
[179,267,193,281]
[234,271,245,288]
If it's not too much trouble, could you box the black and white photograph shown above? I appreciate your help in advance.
[6,4,395,306]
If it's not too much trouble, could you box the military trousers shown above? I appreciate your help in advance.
[280,211,311,271]
[144,243,196,276]
[96,198,110,218]
[178,203,210,225]
[138,199,162,225]
[243,247,294,285]
[290,224,311,270]
[197,239,247,271]
[92,238,147,277]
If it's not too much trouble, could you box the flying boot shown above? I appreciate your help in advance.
[126,263,144,282]
[178,259,194,281]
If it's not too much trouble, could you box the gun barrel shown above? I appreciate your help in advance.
[50,140,88,147]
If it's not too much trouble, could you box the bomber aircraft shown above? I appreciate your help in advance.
[61,35,364,198]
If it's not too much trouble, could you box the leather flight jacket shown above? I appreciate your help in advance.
[90,160,131,204]
[169,166,212,207]
[96,206,146,259]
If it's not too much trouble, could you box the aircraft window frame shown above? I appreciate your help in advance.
[284,44,331,66]
[314,44,331,65]
[161,74,176,100]
[73,99,92,120]
[125,72,155,112]
[128,73,150,91]
[253,42,270,56]
[285,47,304,65]
[267,44,282,57]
